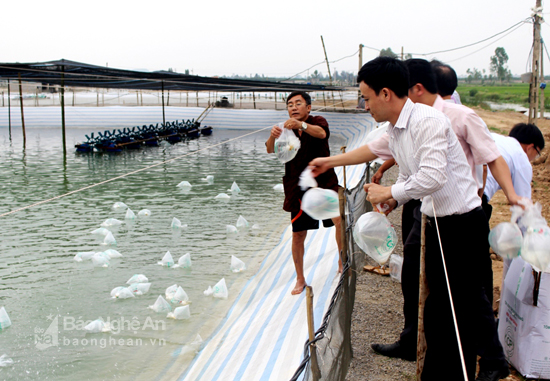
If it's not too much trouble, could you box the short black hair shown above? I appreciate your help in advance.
[286,91,311,105]
[431,60,458,97]
[404,59,438,94]
[357,56,409,98]
[509,123,545,150]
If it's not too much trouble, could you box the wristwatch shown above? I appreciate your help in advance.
[301,122,308,131]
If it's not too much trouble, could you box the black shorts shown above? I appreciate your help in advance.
[291,210,335,232]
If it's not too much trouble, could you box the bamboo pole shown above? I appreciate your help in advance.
[18,73,26,147]
[306,286,321,380]
[416,213,429,378]
[60,67,67,156]
[7,79,11,138]
[253,92,256,109]
[161,81,166,125]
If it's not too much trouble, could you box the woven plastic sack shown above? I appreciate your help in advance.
[488,223,523,259]
[230,255,246,273]
[389,254,403,282]
[148,296,171,313]
[274,124,300,163]
[353,212,397,265]
[158,251,175,267]
[0,307,11,330]
[126,274,148,284]
[167,305,191,320]
[301,188,340,220]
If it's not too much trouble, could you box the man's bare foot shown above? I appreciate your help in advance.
[291,280,307,295]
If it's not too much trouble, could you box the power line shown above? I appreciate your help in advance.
[281,50,360,82]
[410,18,530,56]
[445,21,527,64]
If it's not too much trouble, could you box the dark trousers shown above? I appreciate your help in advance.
[398,204,506,380]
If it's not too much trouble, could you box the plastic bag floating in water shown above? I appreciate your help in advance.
[213,278,228,299]
[138,209,151,217]
[112,202,128,210]
[84,318,111,333]
[226,225,238,234]
[229,181,241,194]
[101,218,123,227]
[230,255,246,273]
[177,181,192,191]
[171,217,187,229]
[215,193,231,202]
[167,305,191,320]
[128,283,151,295]
[125,208,136,220]
[273,184,284,192]
[236,215,249,230]
[148,296,172,313]
[102,232,117,246]
[0,354,14,367]
[0,307,12,330]
[104,249,123,259]
[74,251,95,262]
[158,251,175,267]
[91,227,110,236]
[274,124,301,163]
[353,212,397,265]
[127,274,148,284]
[110,286,132,299]
[301,187,340,220]
[177,253,192,268]
[171,286,190,305]
[203,286,213,296]
[91,252,110,267]
[202,175,214,185]
[165,284,178,301]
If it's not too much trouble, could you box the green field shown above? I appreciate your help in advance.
[456,82,542,108]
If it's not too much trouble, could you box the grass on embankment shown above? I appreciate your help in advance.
[456,82,541,109]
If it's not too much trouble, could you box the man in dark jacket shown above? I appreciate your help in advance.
[266,91,341,295]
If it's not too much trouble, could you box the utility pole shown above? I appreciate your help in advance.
[401,46,404,60]
[529,0,543,124]
[320,36,333,86]
[358,44,364,103]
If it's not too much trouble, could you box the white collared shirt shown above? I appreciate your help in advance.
[387,99,480,217]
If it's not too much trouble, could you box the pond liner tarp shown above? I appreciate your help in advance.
[155,111,377,380]
[0,59,343,93]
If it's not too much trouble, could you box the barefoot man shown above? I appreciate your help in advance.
[266,90,342,295]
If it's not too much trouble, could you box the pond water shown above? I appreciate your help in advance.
[0,126,344,380]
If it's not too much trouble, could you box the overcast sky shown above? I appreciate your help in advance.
[2,0,545,78]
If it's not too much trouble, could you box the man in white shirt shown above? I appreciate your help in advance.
[483,123,545,217]
[311,56,497,381]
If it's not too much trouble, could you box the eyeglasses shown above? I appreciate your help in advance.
[535,146,542,158]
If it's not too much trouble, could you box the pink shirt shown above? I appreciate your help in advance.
[368,96,501,189]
